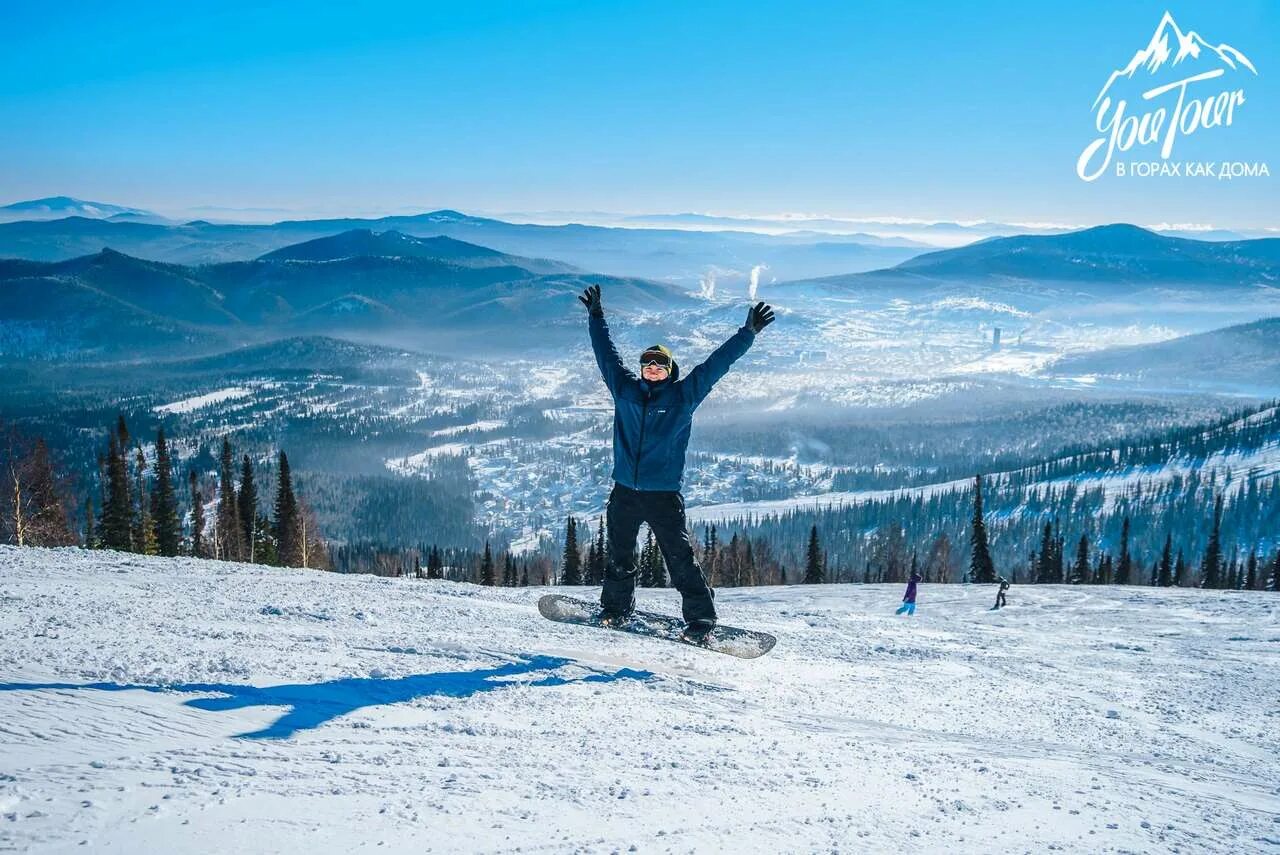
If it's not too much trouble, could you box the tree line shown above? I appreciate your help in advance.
[329,540,556,585]
[552,474,1280,592]
[1,414,329,569]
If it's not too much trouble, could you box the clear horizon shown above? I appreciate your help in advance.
[4,196,1278,242]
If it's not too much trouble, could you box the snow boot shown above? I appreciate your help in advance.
[599,608,635,628]
[681,617,716,643]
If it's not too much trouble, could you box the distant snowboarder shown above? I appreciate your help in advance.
[895,571,921,616]
[994,575,1010,609]
[578,284,774,641]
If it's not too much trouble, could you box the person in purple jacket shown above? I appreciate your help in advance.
[896,571,922,616]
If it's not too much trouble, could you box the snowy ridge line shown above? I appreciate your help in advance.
[687,400,1280,524]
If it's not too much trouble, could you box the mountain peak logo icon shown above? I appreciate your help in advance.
[1093,11,1257,109]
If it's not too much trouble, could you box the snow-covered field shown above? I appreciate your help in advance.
[1,546,1277,853]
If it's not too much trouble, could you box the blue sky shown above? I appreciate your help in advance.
[1,1,1276,227]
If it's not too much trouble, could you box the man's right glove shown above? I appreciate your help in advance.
[578,284,603,318]
[747,301,775,333]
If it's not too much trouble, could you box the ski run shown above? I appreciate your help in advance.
[0,545,1277,853]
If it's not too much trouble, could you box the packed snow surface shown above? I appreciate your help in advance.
[1,546,1277,853]
[153,387,253,415]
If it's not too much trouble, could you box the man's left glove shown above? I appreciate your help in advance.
[747,301,775,333]
[578,284,603,317]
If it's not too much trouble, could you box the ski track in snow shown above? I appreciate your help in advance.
[0,546,1277,853]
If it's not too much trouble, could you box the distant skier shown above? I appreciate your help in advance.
[994,575,1010,609]
[578,284,774,640]
[895,571,922,616]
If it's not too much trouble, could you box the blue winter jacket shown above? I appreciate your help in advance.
[589,313,756,491]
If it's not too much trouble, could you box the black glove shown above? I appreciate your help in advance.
[747,301,774,333]
[578,284,603,317]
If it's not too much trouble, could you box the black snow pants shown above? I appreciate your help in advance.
[599,483,715,623]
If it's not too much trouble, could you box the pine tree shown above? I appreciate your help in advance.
[1200,493,1224,588]
[216,439,244,561]
[520,562,529,587]
[1035,521,1054,583]
[704,524,719,586]
[803,525,823,584]
[151,429,181,556]
[480,542,495,586]
[1173,549,1185,587]
[1053,518,1065,584]
[100,432,133,551]
[1071,534,1090,584]
[274,450,302,567]
[1157,532,1173,587]
[649,530,669,587]
[189,470,206,558]
[969,475,996,583]
[1115,517,1132,585]
[428,544,443,579]
[116,413,130,452]
[133,448,157,555]
[1269,550,1280,592]
[238,454,258,563]
[638,531,653,587]
[253,512,277,565]
[587,518,606,585]
[560,517,582,585]
[1245,552,1258,591]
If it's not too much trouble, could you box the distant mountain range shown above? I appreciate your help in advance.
[0,207,921,285]
[0,230,691,359]
[0,196,165,224]
[784,224,1280,292]
[1043,316,1280,394]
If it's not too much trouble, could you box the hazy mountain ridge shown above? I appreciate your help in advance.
[0,209,922,283]
[0,231,692,358]
[785,224,1280,292]
[0,196,158,223]
[1044,316,1280,392]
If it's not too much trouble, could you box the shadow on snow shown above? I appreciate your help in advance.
[0,654,653,740]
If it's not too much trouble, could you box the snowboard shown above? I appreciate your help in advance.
[537,594,776,659]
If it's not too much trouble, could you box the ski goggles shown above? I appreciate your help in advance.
[640,351,672,369]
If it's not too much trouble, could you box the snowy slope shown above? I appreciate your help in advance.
[688,406,1280,524]
[1,546,1277,853]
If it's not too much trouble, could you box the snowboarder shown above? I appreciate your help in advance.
[578,284,774,640]
[994,575,1010,609]
[895,570,921,615]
